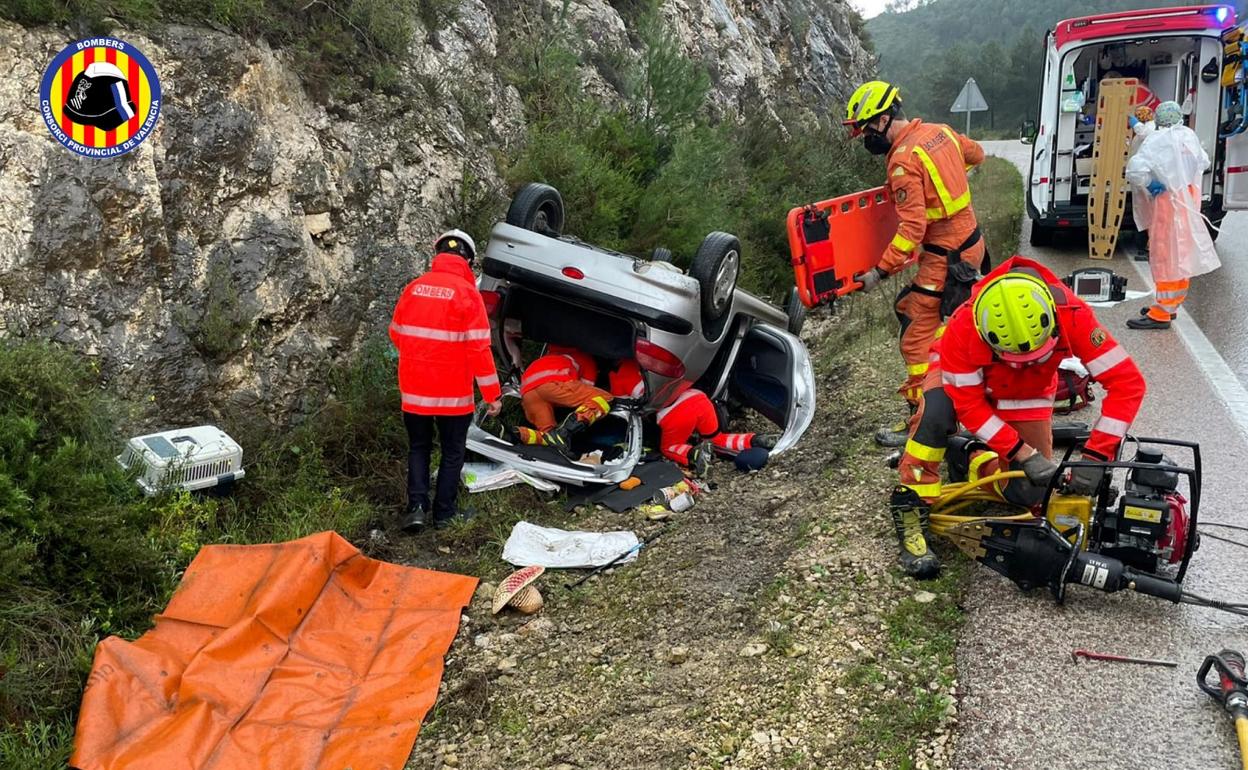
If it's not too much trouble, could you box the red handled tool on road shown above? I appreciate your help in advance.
[1071,649,1177,667]
[1198,649,1248,770]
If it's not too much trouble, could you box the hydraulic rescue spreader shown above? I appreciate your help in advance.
[928,436,1201,605]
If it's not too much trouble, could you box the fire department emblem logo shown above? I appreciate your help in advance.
[39,37,162,158]
[1090,327,1108,347]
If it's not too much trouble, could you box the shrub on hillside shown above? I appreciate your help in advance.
[0,340,400,758]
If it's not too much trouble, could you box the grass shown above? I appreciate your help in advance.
[842,563,966,769]
[830,142,1026,768]
[971,155,1025,262]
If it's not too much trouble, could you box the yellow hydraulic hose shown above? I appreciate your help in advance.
[1237,716,1248,770]
[928,471,1036,536]
[930,471,1027,512]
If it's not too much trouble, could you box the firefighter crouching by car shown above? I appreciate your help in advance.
[516,345,613,455]
[890,257,1146,578]
[645,385,778,477]
[390,230,502,532]
[843,80,988,448]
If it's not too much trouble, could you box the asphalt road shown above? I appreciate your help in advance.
[950,141,1248,770]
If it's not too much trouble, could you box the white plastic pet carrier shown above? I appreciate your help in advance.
[117,425,245,496]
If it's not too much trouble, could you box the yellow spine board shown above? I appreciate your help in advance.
[1088,79,1136,261]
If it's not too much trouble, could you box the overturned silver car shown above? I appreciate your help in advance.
[466,183,816,485]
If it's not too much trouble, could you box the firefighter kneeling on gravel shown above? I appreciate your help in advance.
[652,388,777,477]
[515,345,612,457]
[891,256,1147,578]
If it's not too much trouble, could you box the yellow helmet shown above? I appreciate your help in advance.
[844,80,901,135]
[972,272,1059,363]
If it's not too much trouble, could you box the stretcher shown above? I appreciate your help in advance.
[1088,78,1138,260]
[787,186,902,308]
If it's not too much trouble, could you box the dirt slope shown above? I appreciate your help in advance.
[397,299,963,770]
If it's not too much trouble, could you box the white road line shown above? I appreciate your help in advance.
[1128,256,1248,442]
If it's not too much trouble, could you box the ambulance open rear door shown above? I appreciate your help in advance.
[1221,21,1248,208]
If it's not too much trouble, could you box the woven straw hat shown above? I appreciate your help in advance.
[492,565,545,614]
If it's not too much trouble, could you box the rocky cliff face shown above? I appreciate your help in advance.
[0,0,872,424]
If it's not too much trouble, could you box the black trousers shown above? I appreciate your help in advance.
[404,411,472,519]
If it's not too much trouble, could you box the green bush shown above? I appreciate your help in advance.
[499,6,877,302]
[0,0,439,96]
[970,156,1024,260]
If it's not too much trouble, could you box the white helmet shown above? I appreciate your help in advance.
[435,229,476,261]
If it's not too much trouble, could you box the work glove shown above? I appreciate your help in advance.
[1147,180,1166,198]
[1128,115,1140,129]
[1066,461,1106,496]
[1019,451,1061,486]
[854,267,885,292]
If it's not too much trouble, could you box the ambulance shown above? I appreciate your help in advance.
[1025,4,1248,245]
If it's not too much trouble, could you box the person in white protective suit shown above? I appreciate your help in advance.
[1124,100,1222,330]
[1127,104,1156,260]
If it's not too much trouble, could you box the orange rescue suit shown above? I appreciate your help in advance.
[879,119,986,406]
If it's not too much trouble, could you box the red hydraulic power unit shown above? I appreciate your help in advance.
[787,185,904,309]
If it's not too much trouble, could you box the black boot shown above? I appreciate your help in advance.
[548,412,588,459]
[889,486,940,579]
[400,503,427,533]
[752,434,780,450]
[690,442,713,478]
[1127,315,1171,330]
[875,418,910,448]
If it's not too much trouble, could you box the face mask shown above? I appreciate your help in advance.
[862,113,895,155]
[863,129,893,156]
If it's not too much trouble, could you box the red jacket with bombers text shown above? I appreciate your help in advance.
[390,253,501,415]
[934,257,1146,461]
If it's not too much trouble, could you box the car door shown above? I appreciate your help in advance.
[1221,22,1248,209]
[1029,32,1060,218]
[722,324,816,454]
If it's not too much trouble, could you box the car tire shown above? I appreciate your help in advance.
[506,183,565,236]
[650,247,673,263]
[1028,222,1053,248]
[691,232,741,326]
[785,287,807,335]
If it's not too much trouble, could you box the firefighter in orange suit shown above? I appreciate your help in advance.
[890,257,1146,578]
[390,229,501,532]
[653,388,776,477]
[516,344,612,455]
[844,80,987,447]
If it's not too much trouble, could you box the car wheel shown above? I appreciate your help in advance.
[691,232,740,325]
[650,247,673,263]
[506,183,565,236]
[785,287,807,335]
[1028,222,1053,248]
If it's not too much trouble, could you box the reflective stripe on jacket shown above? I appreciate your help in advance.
[390,253,500,415]
[880,120,985,275]
[937,256,1146,461]
[521,354,580,394]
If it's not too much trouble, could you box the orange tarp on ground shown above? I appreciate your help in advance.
[70,531,476,770]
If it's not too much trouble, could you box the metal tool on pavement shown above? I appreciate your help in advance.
[564,529,664,590]
[1198,649,1248,770]
[1071,648,1178,667]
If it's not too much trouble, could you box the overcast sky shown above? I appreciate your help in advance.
[851,0,891,19]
